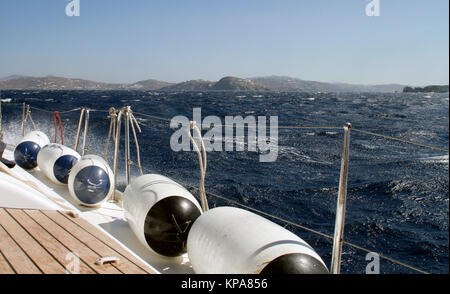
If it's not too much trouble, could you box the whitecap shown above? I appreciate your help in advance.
[135,117,148,123]
[361,143,378,150]
[419,155,449,164]
[412,130,431,137]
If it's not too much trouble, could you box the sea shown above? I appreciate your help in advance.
[1,90,448,274]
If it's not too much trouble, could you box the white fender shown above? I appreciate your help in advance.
[68,155,114,207]
[37,143,80,185]
[14,131,50,170]
[123,174,202,257]
[187,206,329,274]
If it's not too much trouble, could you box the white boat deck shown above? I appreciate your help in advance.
[0,146,195,274]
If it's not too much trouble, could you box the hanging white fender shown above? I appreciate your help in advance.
[187,206,329,274]
[68,154,114,207]
[37,143,80,185]
[123,174,202,257]
[14,131,50,170]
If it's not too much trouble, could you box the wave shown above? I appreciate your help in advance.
[419,155,449,164]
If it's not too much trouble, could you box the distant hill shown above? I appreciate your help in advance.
[128,79,175,90]
[249,76,406,93]
[158,76,269,91]
[0,76,172,91]
[0,76,127,90]
[0,75,29,81]
[159,79,216,91]
[0,74,412,92]
[403,85,449,93]
[213,76,269,91]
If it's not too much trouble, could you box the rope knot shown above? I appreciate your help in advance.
[108,107,117,118]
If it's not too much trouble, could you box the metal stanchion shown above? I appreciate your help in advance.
[124,106,131,186]
[112,108,123,203]
[330,123,351,274]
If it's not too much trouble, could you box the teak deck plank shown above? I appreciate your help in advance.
[0,221,41,274]
[58,211,157,274]
[0,208,156,274]
[6,209,95,274]
[23,209,121,274]
[41,210,148,274]
[0,208,65,274]
[0,246,15,274]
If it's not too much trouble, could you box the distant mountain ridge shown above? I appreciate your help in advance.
[0,75,128,90]
[159,79,215,91]
[249,75,406,93]
[0,75,269,91]
[158,77,270,91]
[128,79,175,90]
[0,75,29,81]
[0,74,414,92]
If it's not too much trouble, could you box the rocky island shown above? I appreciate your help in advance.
[403,85,449,93]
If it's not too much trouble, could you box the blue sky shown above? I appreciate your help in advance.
[0,0,448,85]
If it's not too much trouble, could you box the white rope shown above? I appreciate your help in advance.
[109,107,144,200]
[74,107,85,152]
[73,107,90,155]
[188,121,208,211]
[21,104,37,136]
[81,109,90,156]
[129,112,143,176]
[103,107,117,160]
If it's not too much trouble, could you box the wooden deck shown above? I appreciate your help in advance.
[0,208,157,274]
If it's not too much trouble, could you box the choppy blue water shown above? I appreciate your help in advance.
[1,90,448,274]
